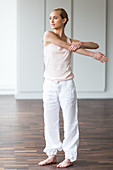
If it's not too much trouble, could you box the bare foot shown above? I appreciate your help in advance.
[57,158,73,168]
[38,155,56,166]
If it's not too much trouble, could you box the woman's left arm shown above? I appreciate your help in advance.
[73,48,108,63]
[70,39,99,50]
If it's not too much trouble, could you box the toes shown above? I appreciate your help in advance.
[38,161,45,166]
[38,160,48,166]
[38,161,42,165]
[38,162,43,166]
[57,163,65,168]
[38,158,56,166]
[57,163,61,168]
[57,162,73,168]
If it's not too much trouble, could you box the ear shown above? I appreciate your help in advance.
[63,18,67,25]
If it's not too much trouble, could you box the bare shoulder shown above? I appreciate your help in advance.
[43,30,54,46]
[43,30,54,39]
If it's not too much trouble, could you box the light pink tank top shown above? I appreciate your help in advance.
[43,37,74,81]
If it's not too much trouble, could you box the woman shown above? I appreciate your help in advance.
[38,8,108,168]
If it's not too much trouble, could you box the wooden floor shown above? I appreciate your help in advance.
[0,96,113,170]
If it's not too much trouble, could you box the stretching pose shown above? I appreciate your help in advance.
[38,8,108,168]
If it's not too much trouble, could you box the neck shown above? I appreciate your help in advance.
[53,27,66,39]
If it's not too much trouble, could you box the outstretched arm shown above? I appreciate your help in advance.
[43,31,108,63]
[70,39,99,50]
[44,31,99,51]
[74,48,108,63]
[69,39,108,63]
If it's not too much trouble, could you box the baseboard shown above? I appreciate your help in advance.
[0,89,15,95]
[15,91,113,99]
[15,91,43,99]
[77,92,113,99]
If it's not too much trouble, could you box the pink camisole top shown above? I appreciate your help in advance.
[43,37,74,81]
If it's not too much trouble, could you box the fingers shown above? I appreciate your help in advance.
[69,42,81,51]
[91,52,108,63]
[69,43,77,51]
[100,54,108,63]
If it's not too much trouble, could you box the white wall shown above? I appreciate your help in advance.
[0,0,113,99]
[77,0,113,98]
[0,0,16,94]
[106,0,113,96]
[73,0,106,93]
[16,0,44,99]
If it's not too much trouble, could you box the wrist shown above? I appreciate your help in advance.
[90,51,95,58]
[80,41,83,48]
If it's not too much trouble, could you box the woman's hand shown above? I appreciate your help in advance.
[92,52,108,63]
[70,45,108,63]
[68,42,82,51]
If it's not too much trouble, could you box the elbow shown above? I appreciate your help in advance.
[96,43,99,49]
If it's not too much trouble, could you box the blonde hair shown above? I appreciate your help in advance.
[52,8,69,27]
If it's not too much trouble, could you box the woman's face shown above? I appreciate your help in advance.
[49,11,65,29]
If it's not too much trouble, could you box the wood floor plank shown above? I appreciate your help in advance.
[0,96,113,169]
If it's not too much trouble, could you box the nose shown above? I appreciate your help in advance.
[51,18,54,23]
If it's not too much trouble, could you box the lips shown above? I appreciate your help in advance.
[51,24,55,26]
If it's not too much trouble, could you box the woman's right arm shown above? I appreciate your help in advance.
[43,31,99,51]
[43,31,71,50]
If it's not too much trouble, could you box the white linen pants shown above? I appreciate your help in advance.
[43,79,79,162]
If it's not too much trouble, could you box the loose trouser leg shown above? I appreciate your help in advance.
[59,79,79,162]
[43,80,62,156]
